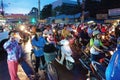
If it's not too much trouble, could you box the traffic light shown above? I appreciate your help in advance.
[18,20,22,24]
[30,17,37,24]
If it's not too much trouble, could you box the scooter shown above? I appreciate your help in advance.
[55,38,75,70]
[79,45,115,80]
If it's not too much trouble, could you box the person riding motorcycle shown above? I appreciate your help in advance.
[90,30,108,62]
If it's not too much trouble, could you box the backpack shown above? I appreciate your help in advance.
[43,43,57,53]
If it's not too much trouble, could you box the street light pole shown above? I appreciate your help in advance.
[38,0,40,20]
[1,0,4,16]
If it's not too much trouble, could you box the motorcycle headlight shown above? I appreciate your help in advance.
[53,29,56,33]
[109,51,114,55]
[102,35,105,40]
[20,25,25,31]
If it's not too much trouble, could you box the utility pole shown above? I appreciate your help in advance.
[1,0,4,16]
[38,0,40,20]
[81,0,85,23]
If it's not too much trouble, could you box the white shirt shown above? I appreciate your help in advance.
[90,39,101,55]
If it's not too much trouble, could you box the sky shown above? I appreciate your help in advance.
[2,0,78,14]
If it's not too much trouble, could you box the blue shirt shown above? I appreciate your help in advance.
[31,36,46,57]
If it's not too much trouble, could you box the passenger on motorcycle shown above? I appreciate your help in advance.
[47,34,56,44]
[61,25,71,39]
[90,30,108,62]
[105,37,120,80]
[43,25,53,40]
[57,35,73,64]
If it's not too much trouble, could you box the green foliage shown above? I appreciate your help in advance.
[41,3,82,18]
[85,0,120,18]
[41,4,52,19]
[54,3,82,15]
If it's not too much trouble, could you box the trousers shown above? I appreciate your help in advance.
[7,60,19,80]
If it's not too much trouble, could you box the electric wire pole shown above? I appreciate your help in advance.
[1,0,4,16]
[38,0,40,20]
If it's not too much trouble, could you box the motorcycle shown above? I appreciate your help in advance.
[55,38,75,70]
[79,47,114,80]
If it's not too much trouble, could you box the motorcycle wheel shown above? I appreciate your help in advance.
[66,60,74,70]
[46,63,59,80]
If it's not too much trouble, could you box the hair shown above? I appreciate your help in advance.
[34,34,38,41]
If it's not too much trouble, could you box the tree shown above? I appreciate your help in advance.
[85,0,101,17]
[41,4,52,19]
[54,6,62,16]
[60,4,80,15]
[85,0,120,18]
[101,0,120,9]
[41,2,82,18]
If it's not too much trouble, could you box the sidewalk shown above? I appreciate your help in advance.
[18,65,29,80]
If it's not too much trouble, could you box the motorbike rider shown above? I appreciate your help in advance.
[43,25,53,40]
[90,30,108,62]
[56,35,73,65]
[61,25,71,39]
[105,37,120,80]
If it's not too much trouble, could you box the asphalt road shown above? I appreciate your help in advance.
[0,50,88,80]
[46,60,88,80]
[0,33,88,80]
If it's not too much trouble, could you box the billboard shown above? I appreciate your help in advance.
[109,8,120,16]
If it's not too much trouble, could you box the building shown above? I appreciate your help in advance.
[46,12,89,24]
[5,14,28,24]
[52,0,77,9]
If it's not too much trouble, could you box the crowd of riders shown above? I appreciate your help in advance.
[30,21,120,79]
[0,20,120,79]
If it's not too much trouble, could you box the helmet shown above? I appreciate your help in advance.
[93,30,100,36]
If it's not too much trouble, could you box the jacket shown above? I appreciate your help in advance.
[31,36,46,57]
[3,39,22,61]
[105,46,120,80]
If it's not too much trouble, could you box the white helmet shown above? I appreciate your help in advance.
[93,30,100,36]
